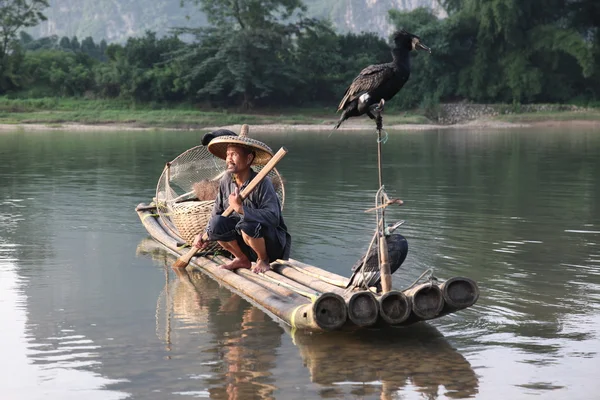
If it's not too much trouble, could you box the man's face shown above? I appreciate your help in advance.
[225,145,253,173]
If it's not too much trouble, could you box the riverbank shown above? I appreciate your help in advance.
[1,98,600,132]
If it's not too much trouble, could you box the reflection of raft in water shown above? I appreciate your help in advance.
[137,204,479,333]
[290,325,479,399]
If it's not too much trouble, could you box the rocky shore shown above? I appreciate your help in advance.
[431,103,581,125]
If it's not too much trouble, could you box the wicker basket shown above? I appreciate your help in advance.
[170,200,215,245]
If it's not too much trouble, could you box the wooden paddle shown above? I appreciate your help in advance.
[172,146,288,269]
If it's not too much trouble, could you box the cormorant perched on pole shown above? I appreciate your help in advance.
[334,29,431,129]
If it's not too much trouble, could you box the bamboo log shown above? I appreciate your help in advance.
[436,277,479,318]
[136,206,345,331]
[403,283,444,320]
[211,254,329,302]
[439,277,479,309]
[272,262,379,327]
[377,290,411,325]
[346,290,379,327]
[235,268,306,300]
[277,258,350,287]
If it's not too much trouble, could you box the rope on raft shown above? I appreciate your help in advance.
[353,100,438,293]
[354,186,388,291]
[401,268,440,292]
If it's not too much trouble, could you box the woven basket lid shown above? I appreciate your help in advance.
[207,124,273,166]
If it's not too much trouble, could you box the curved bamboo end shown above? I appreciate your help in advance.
[405,284,444,320]
[378,290,411,325]
[347,291,379,327]
[440,277,480,309]
[312,292,348,331]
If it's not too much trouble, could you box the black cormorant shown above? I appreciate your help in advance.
[347,233,408,290]
[334,29,431,129]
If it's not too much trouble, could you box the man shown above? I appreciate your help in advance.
[193,129,291,274]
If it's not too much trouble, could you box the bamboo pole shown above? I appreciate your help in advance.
[375,104,392,294]
[378,231,392,293]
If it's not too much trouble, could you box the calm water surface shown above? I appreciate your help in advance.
[1,127,599,399]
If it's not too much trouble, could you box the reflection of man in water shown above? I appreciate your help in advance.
[171,268,283,399]
[221,297,279,400]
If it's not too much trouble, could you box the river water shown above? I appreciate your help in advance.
[1,127,599,399]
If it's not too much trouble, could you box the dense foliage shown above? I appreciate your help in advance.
[1,0,599,109]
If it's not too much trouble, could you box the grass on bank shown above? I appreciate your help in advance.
[0,97,410,128]
[495,109,600,123]
[1,97,599,128]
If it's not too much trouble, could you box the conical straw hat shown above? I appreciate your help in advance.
[207,124,273,166]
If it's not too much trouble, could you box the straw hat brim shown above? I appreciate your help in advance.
[208,136,273,166]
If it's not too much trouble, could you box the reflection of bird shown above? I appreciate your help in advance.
[334,29,431,129]
[347,233,408,290]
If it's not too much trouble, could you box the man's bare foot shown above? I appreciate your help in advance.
[220,257,252,271]
[251,259,270,274]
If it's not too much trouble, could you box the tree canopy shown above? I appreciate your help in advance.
[2,0,599,109]
[0,0,49,91]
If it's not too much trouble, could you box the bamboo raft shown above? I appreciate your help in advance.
[136,203,479,333]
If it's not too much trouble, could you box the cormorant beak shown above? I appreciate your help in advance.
[416,41,431,53]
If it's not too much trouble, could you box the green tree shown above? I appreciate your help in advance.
[59,36,71,51]
[440,0,595,103]
[70,36,80,51]
[94,32,186,102]
[80,36,96,56]
[0,0,49,91]
[292,20,341,103]
[18,49,95,96]
[388,7,471,109]
[178,0,310,108]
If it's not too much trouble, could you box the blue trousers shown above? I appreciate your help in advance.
[207,215,284,262]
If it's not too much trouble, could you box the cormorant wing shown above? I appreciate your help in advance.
[337,63,394,111]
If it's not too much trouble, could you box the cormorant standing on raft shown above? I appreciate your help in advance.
[334,29,431,129]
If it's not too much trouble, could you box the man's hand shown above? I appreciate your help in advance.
[193,232,209,249]
[228,187,243,214]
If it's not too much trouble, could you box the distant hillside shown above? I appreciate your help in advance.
[28,0,206,43]
[304,0,446,36]
[27,0,444,42]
